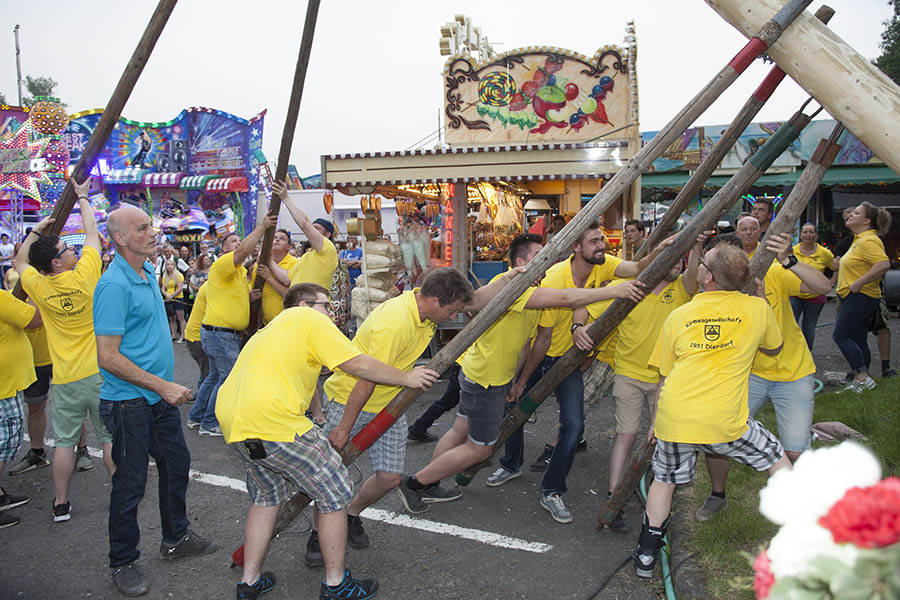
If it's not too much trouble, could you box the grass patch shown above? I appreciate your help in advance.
[684,377,900,598]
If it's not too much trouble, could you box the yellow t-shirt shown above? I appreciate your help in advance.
[650,290,782,444]
[184,283,207,343]
[539,254,623,357]
[583,286,623,367]
[751,264,816,381]
[203,251,250,330]
[162,271,184,300]
[253,253,298,324]
[836,229,889,299]
[458,275,539,387]
[289,238,338,290]
[0,290,37,398]
[324,289,436,413]
[793,243,834,300]
[20,246,101,384]
[216,307,360,444]
[25,324,52,367]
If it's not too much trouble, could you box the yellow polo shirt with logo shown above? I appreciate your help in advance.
[253,253,298,324]
[0,290,36,398]
[25,324,52,367]
[650,290,782,444]
[751,263,816,382]
[793,243,834,300]
[459,275,539,387]
[540,254,622,357]
[836,229,889,299]
[216,307,360,444]
[289,238,338,290]
[184,283,207,343]
[203,251,249,330]
[21,246,100,384]
[324,289,436,413]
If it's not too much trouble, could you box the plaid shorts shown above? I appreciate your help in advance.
[652,418,783,485]
[229,427,353,513]
[0,393,24,462]
[324,398,407,474]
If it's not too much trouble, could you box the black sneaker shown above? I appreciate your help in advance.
[52,500,71,522]
[319,570,378,600]
[305,530,324,567]
[420,483,463,504]
[406,429,438,443]
[529,444,554,471]
[608,510,628,532]
[112,562,149,597]
[159,529,217,559]
[0,489,29,511]
[0,512,20,529]
[347,515,370,549]
[236,572,276,599]
[9,449,50,475]
[883,367,897,379]
[396,478,429,514]
[633,513,668,578]
[576,438,587,453]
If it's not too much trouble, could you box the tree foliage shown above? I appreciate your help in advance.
[22,75,64,107]
[875,0,900,85]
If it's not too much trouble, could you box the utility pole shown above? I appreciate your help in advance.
[14,24,23,105]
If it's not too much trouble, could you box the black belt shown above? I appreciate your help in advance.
[202,324,239,334]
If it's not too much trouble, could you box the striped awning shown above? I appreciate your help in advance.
[180,175,219,189]
[205,177,249,192]
[104,168,151,184]
[142,172,185,187]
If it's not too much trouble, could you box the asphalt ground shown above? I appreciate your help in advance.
[0,301,896,599]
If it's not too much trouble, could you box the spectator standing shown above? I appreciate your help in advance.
[0,233,14,287]
[160,258,186,343]
[340,236,363,286]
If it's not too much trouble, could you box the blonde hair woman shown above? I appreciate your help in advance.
[160,258,186,342]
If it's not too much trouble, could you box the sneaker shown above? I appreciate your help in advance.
[305,530,324,567]
[159,529,217,559]
[576,438,587,453]
[883,368,897,379]
[52,500,71,522]
[9,449,50,475]
[420,483,462,503]
[396,478,429,514]
[0,489,29,511]
[406,429,438,443]
[695,494,728,522]
[633,513,668,578]
[529,444,554,472]
[0,512,20,529]
[75,447,93,472]
[859,376,877,391]
[319,570,378,600]
[608,510,628,532]
[539,493,573,524]
[112,562,149,597]
[838,377,877,394]
[236,572,276,599]
[347,515,370,550]
[186,419,202,429]
[485,467,521,488]
[198,425,223,437]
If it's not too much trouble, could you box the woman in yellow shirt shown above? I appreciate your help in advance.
[833,202,892,393]
[790,223,834,349]
[160,258,186,343]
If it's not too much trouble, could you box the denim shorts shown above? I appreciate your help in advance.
[747,373,814,452]
[0,393,24,462]
[323,398,407,474]
[457,370,511,446]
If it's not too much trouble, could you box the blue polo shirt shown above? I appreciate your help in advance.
[93,253,174,404]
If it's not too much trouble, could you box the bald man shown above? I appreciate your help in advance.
[94,204,216,597]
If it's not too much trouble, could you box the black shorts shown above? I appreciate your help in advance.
[24,364,52,404]
[165,301,183,316]
[868,297,890,333]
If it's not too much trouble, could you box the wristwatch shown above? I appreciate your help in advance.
[781,255,798,269]
[570,322,585,333]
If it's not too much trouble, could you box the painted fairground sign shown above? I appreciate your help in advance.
[443,45,635,145]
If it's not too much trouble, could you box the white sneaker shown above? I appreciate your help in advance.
[540,493,573,524]
[485,467,521,487]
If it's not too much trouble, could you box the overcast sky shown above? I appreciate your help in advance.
[1,1,892,176]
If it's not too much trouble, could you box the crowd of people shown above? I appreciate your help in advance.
[0,175,895,598]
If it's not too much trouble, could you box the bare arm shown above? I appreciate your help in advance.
[466,267,525,312]
[72,177,100,252]
[96,335,191,406]
[275,181,325,253]
[525,280,645,309]
[233,214,277,266]
[767,233,832,296]
[338,355,438,391]
[848,260,891,294]
[15,215,55,274]
[620,234,677,276]
[507,325,552,404]
[328,378,377,451]
[25,299,42,329]
[682,231,712,296]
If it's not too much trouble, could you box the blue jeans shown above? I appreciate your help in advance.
[832,293,881,374]
[747,373,814,452]
[99,398,191,568]
[789,297,825,350]
[191,328,240,428]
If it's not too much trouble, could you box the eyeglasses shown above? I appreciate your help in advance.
[698,257,715,280]
[54,243,70,259]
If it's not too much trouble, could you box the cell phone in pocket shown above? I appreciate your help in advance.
[244,439,267,460]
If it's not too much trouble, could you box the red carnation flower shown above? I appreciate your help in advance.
[753,550,775,599]
[819,476,900,548]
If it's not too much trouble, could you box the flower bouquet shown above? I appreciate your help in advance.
[753,441,900,599]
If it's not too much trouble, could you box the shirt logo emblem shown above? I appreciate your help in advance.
[704,324,720,341]
[60,298,74,312]
[662,289,674,302]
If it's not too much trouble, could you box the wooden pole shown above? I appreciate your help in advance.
[245,0,321,336]
[597,436,655,530]
[229,0,812,565]
[636,4,834,261]
[707,0,900,175]
[13,0,179,300]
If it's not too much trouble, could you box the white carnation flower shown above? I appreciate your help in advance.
[767,521,859,579]
[759,441,881,526]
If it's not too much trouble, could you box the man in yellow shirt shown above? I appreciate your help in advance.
[216,282,438,600]
[191,213,276,436]
[250,228,297,325]
[489,221,667,524]
[697,232,831,523]
[735,215,760,256]
[17,177,115,523]
[633,242,790,579]
[10,324,54,475]
[0,288,42,528]
[400,234,646,518]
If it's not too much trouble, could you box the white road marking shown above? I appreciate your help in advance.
[32,437,553,554]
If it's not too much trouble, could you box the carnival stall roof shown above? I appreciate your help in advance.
[180,175,219,189]
[206,177,249,192]
[143,172,185,187]
[105,168,152,185]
